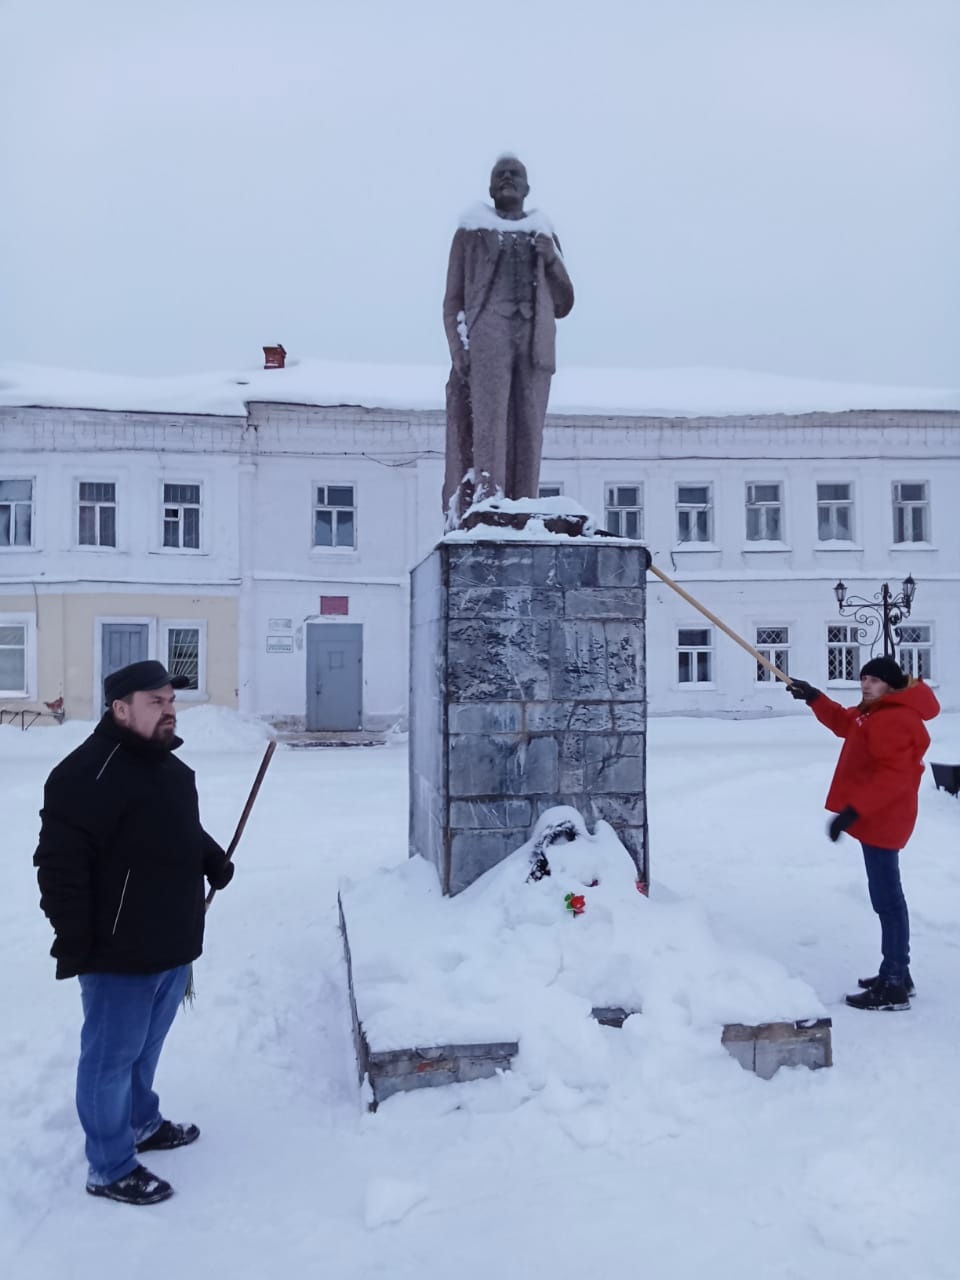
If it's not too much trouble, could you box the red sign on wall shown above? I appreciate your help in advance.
[320,595,349,616]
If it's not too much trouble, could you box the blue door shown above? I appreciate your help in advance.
[305,624,362,730]
[101,623,149,703]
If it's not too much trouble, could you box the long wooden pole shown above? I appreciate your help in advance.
[647,562,791,683]
[205,739,278,910]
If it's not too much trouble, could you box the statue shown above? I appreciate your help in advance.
[442,155,574,524]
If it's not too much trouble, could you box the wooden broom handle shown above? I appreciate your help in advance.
[647,562,791,683]
[205,739,277,909]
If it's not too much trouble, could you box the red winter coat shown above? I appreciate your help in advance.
[811,679,940,850]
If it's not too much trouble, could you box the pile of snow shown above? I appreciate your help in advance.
[342,808,823,1088]
[175,704,275,753]
[443,493,618,543]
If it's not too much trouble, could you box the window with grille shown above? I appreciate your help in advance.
[677,627,713,683]
[0,623,26,693]
[756,626,789,682]
[676,485,712,543]
[605,484,643,539]
[817,483,853,541]
[165,626,201,690]
[892,482,929,543]
[827,624,861,681]
[313,485,356,548]
[163,483,201,549]
[78,481,116,547]
[538,484,563,499]
[899,624,932,680]
[0,479,33,547]
[745,482,782,541]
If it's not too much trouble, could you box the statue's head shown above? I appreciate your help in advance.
[489,155,529,214]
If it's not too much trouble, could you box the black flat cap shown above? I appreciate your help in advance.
[104,660,190,705]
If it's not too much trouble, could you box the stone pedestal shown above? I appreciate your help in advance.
[409,540,649,895]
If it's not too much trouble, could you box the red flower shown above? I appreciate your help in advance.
[564,892,586,916]
[635,880,648,897]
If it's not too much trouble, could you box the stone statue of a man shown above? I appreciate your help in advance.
[442,155,574,523]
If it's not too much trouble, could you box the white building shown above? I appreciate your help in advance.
[2,360,958,724]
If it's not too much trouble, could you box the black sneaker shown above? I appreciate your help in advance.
[845,980,911,1012]
[87,1164,173,1205]
[858,970,916,998]
[136,1120,200,1153]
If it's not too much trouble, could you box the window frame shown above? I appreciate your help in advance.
[0,613,35,697]
[0,477,35,550]
[898,622,933,682]
[676,626,714,686]
[312,482,357,551]
[77,479,118,549]
[159,619,207,698]
[675,483,713,545]
[826,623,862,685]
[605,482,644,540]
[892,480,930,545]
[160,480,203,552]
[744,481,784,543]
[816,481,855,543]
[755,625,790,683]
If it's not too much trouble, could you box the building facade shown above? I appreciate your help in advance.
[2,394,958,724]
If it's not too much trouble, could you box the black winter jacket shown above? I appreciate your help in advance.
[34,713,233,979]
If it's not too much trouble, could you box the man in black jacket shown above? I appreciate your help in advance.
[35,660,235,1205]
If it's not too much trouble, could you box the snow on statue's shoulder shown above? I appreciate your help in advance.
[458,202,556,238]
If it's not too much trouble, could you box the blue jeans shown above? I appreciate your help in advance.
[861,844,910,985]
[77,965,189,1186]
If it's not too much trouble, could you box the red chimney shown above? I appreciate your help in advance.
[263,344,286,370]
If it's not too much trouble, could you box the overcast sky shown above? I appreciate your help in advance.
[2,0,958,386]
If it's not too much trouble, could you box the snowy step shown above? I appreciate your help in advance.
[721,1018,833,1079]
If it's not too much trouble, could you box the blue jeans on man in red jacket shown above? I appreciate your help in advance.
[861,844,910,984]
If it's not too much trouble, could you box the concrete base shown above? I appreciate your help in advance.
[721,1018,833,1079]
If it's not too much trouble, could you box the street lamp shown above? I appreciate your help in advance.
[833,574,917,658]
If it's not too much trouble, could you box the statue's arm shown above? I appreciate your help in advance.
[547,234,574,319]
[442,229,468,360]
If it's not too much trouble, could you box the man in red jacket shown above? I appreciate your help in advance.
[787,656,940,1012]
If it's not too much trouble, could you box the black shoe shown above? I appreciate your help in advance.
[87,1164,173,1205]
[845,980,911,1012]
[136,1119,200,1153]
[858,970,916,998]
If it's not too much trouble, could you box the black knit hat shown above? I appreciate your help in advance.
[859,656,908,689]
[104,660,189,706]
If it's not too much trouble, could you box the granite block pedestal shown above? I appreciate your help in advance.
[410,539,650,895]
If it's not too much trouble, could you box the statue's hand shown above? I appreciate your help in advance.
[451,348,470,378]
[534,233,557,267]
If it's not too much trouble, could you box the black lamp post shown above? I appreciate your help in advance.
[833,574,917,658]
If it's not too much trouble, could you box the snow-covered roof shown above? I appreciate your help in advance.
[1,358,958,419]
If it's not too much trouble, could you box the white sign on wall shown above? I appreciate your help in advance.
[266,635,294,653]
[268,617,293,630]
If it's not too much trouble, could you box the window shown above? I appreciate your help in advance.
[899,625,932,680]
[827,624,861,681]
[78,481,116,547]
[605,484,643,539]
[817,483,854,541]
[745,482,782,541]
[538,484,563,499]
[0,624,27,693]
[676,485,712,543]
[163,483,201,549]
[166,627,200,689]
[0,479,33,547]
[677,628,713,683]
[756,626,790,682]
[892,482,929,543]
[313,485,356,548]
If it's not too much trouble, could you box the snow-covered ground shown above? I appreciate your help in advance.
[4,705,960,1279]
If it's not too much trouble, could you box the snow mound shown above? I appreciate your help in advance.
[175,705,275,751]
[341,808,824,1093]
